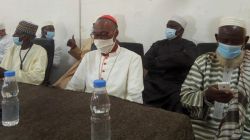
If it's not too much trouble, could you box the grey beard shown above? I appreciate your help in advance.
[216,50,245,69]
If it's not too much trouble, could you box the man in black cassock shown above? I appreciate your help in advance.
[143,16,197,114]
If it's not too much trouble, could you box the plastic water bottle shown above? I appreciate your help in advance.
[1,71,19,127]
[90,80,111,140]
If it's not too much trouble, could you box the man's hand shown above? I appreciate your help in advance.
[67,35,77,49]
[205,84,234,103]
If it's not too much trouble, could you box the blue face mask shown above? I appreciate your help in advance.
[217,42,242,59]
[45,31,55,39]
[165,28,177,40]
[13,37,23,46]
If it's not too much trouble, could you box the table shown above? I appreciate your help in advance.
[0,83,194,140]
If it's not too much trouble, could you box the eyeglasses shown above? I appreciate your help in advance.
[90,30,116,40]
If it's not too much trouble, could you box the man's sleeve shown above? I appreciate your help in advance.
[0,46,13,68]
[242,104,250,139]
[143,42,159,70]
[180,59,210,119]
[0,38,13,62]
[126,55,144,103]
[68,47,83,60]
[0,46,14,77]
[66,54,87,92]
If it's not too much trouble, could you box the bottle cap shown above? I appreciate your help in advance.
[93,80,106,88]
[4,71,15,77]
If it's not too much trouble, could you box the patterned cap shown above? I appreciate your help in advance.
[15,20,38,36]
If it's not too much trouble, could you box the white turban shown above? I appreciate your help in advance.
[42,21,54,27]
[0,23,5,30]
[170,15,187,29]
[219,17,246,28]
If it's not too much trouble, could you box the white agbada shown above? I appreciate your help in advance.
[66,46,144,103]
[0,35,13,62]
[0,44,48,85]
[53,40,62,67]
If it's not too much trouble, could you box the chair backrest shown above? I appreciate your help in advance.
[197,43,250,57]
[33,38,55,86]
[196,43,217,56]
[91,42,144,57]
[119,42,144,57]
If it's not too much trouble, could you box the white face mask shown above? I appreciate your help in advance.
[94,38,115,54]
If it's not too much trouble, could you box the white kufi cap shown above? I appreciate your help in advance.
[42,21,54,27]
[219,17,245,28]
[170,15,187,29]
[0,23,5,30]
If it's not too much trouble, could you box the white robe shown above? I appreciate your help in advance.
[66,46,144,103]
[0,35,13,62]
[0,44,48,85]
[53,39,62,67]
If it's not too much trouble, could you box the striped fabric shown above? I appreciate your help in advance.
[180,50,250,140]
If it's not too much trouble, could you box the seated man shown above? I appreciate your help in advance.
[0,22,13,62]
[143,16,197,113]
[0,20,48,85]
[181,17,250,139]
[40,21,62,67]
[66,15,144,103]
[53,36,93,89]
